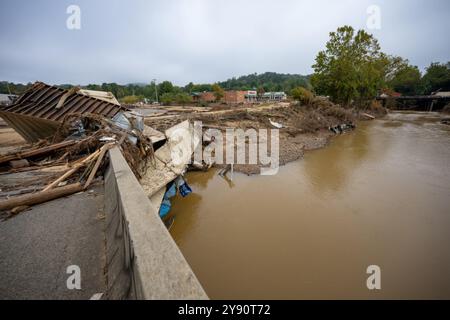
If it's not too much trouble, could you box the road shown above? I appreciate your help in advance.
[0,185,106,300]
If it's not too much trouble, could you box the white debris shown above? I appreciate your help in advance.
[269,118,283,129]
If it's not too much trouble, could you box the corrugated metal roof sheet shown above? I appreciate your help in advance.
[0,82,128,142]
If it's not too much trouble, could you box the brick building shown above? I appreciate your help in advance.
[223,90,246,104]
[192,91,216,103]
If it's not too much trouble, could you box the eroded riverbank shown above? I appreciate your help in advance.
[169,111,450,299]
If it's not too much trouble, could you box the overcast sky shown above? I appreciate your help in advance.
[0,0,449,86]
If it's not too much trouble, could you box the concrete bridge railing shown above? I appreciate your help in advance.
[104,147,208,299]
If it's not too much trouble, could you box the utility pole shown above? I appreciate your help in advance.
[153,79,158,104]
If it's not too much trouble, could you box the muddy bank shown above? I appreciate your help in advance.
[226,129,334,175]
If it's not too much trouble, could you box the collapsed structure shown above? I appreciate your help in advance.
[0,82,198,223]
[0,82,127,142]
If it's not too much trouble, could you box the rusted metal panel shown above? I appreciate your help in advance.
[0,82,128,143]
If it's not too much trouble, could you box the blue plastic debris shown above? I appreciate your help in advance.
[179,182,192,197]
[177,177,192,197]
[158,177,193,218]
[159,199,172,218]
[158,183,177,218]
[165,182,177,198]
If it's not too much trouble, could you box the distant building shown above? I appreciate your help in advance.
[0,93,18,106]
[260,92,287,101]
[192,90,248,104]
[192,90,287,104]
[192,91,216,103]
[245,90,258,102]
[379,88,401,98]
[223,90,246,104]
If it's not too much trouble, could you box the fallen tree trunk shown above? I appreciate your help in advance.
[0,140,77,166]
[0,183,83,211]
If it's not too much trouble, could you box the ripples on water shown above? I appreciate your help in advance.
[169,111,450,299]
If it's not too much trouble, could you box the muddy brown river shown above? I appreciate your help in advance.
[169,111,450,299]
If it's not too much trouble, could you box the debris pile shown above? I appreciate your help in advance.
[0,110,154,217]
[140,120,198,222]
[0,81,202,229]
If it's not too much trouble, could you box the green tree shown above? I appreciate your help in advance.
[120,95,143,104]
[212,83,224,102]
[158,81,174,96]
[257,86,265,95]
[291,87,314,105]
[190,83,212,92]
[160,92,174,105]
[387,62,422,95]
[174,93,193,106]
[311,25,385,106]
[421,62,450,94]
[0,81,31,95]
[184,82,194,94]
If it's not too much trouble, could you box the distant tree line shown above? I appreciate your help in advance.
[0,72,311,105]
[0,82,31,96]
[217,72,311,93]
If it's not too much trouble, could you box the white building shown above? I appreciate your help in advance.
[245,90,258,102]
[260,92,287,101]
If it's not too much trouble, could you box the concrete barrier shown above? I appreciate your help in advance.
[104,147,208,299]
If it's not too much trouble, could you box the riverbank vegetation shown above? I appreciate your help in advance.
[311,25,450,108]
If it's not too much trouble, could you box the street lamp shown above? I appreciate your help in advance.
[152,79,158,104]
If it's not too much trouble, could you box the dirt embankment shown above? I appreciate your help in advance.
[144,100,386,175]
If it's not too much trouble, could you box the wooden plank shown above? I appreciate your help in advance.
[0,140,77,165]
[83,144,113,189]
[0,183,83,211]
[42,148,102,192]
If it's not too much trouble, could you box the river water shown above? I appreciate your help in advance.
[169,111,450,299]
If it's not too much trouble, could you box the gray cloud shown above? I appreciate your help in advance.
[0,0,449,86]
